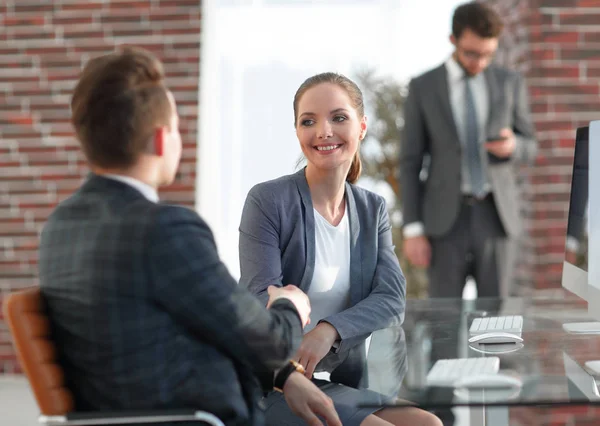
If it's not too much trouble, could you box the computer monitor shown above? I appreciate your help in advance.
[562,126,589,300]
[587,120,600,321]
[562,121,600,334]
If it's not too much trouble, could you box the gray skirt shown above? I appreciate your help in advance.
[261,379,391,426]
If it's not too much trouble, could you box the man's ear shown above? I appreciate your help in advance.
[449,34,457,46]
[153,127,166,156]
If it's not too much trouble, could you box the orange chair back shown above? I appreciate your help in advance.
[2,287,75,415]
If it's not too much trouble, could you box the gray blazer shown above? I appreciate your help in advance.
[400,64,538,238]
[239,169,406,359]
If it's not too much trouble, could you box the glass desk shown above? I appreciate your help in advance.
[358,292,600,424]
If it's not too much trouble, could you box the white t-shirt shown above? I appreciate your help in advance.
[304,205,351,333]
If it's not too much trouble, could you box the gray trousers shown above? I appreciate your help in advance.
[428,194,512,299]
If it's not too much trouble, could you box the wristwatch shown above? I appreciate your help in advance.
[273,360,305,392]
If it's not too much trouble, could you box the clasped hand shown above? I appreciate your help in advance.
[294,322,339,379]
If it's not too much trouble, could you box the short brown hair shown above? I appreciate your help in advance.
[293,72,364,184]
[452,2,504,39]
[71,46,172,169]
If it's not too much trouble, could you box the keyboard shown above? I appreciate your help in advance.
[469,315,523,339]
[426,357,500,387]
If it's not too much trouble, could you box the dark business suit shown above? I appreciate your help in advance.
[38,175,303,426]
[401,63,537,297]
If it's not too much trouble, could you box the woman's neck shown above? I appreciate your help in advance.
[305,165,347,226]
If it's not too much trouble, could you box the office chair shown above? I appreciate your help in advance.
[2,287,225,426]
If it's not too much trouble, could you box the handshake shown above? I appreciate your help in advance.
[267,285,311,327]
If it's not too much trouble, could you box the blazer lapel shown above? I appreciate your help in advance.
[293,169,316,292]
[434,64,461,147]
[345,183,363,307]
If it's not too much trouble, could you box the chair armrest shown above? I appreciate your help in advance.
[39,409,225,426]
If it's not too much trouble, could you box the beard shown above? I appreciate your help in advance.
[452,52,480,77]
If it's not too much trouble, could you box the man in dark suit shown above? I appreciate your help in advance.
[38,46,341,426]
[400,1,537,298]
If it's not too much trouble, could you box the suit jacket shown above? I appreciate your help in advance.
[400,64,538,238]
[38,174,304,426]
[238,169,406,381]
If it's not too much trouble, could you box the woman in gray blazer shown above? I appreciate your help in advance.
[239,73,442,426]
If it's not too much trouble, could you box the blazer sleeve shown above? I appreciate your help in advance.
[400,77,427,226]
[148,205,302,374]
[511,72,538,165]
[238,185,284,306]
[321,198,406,352]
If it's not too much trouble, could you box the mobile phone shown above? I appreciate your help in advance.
[486,135,509,143]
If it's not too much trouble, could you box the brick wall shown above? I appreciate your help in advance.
[487,0,600,292]
[0,0,202,374]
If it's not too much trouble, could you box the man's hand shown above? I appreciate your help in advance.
[403,235,431,268]
[267,285,311,328]
[283,372,342,426]
[485,128,516,158]
[294,322,339,379]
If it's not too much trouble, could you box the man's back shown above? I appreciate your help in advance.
[39,175,302,425]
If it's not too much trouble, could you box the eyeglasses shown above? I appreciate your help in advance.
[457,47,495,63]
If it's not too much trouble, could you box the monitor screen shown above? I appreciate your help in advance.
[562,126,589,299]
[588,121,600,320]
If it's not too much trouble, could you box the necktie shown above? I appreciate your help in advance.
[465,77,485,197]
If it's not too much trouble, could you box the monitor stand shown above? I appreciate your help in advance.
[562,322,600,334]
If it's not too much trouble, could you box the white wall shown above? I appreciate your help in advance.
[197,0,463,278]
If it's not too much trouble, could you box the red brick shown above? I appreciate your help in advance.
[14,4,54,13]
[540,0,577,6]
[108,1,153,10]
[2,16,46,26]
[0,113,35,126]
[561,48,600,61]
[60,2,105,11]
[585,68,600,78]
[99,13,145,24]
[530,84,598,97]
[51,15,95,25]
[530,64,580,79]
[539,31,579,44]
[63,30,107,40]
[24,46,71,56]
[531,48,556,61]
[158,0,200,7]
[0,75,39,84]
[6,27,57,41]
[559,12,600,26]
[112,28,157,38]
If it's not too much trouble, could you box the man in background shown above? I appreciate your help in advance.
[400,1,537,299]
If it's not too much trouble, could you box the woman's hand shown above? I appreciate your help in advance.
[283,372,342,426]
[295,322,339,378]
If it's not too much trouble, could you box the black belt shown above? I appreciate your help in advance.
[463,193,491,205]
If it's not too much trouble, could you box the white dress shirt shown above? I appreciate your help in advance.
[103,174,159,203]
[403,57,491,238]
